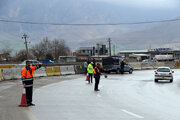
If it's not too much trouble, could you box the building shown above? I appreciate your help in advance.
[118,48,180,62]
[72,43,109,62]
[58,56,76,63]
[78,43,109,56]
[118,50,149,62]
[79,47,95,56]
[0,52,10,62]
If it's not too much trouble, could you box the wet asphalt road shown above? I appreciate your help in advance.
[1,70,180,120]
[31,69,180,120]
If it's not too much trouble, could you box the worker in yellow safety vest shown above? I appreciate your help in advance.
[87,62,94,83]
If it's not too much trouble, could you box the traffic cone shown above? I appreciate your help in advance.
[86,73,89,81]
[19,85,28,107]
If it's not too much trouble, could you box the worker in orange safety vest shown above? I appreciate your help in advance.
[94,63,101,91]
[21,60,41,106]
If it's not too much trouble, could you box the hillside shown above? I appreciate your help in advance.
[0,0,180,52]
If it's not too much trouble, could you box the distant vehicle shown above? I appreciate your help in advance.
[154,67,174,83]
[20,60,42,66]
[102,57,134,74]
[41,59,54,63]
[142,59,157,63]
[154,55,173,61]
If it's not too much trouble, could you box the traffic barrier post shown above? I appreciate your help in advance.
[60,65,75,75]
[2,68,21,80]
[53,66,61,76]
[74,65,84,74]
[0,64,15,69]
[33,67,47,77]
[46,66,61,76]
[0,69,3,81]
[46,67,54,76]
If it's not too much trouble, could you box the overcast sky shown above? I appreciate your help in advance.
[94,0,180,9]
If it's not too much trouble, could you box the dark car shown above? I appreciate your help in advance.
[102,57,134,74]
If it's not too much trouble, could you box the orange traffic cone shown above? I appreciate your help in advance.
[86,73,89,81]
[19,85,28,107]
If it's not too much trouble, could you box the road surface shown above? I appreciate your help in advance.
[1,70,180,120]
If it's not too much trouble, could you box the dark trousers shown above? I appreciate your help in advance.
[85,68,87,74]
[94,77,100,90]
[121,68,124,74]
[89,73,93,83]
[26,86,33,104]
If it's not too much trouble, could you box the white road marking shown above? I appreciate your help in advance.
[121,109,144,119]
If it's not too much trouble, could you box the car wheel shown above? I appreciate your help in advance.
[154,79,158,82]
[116,69,120,74]
[129,69,133,74]
[170,79,173,83]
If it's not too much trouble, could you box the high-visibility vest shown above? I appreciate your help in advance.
[94,66,100,73]
[87,64,94,73]
[94,66,100,78]
[21,66,36,87]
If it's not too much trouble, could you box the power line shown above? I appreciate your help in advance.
[0,18,180,26]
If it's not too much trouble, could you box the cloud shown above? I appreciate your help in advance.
[94,0,179,9]
[9,7,21,17]
[0,0,8,8]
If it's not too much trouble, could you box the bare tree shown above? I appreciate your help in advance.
[30,37,70,61]
[41,37,52,56]
[15,50,28,62]
[30,44,44,60]
[30,37,50,60]
[51,39,70,60]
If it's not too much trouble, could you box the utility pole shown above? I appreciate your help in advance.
[108,38,111,57]
[22,33,29,60]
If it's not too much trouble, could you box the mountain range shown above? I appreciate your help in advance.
[0,0,180,54]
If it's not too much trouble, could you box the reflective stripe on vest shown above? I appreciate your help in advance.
[27,69,29,78]
[22,78,33,82]
[94,67,100,73]
[22,66,35,78]
[25,84,33,87]
[24,68,33,86]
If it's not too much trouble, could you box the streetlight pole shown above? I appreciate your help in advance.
[22,33,29,60]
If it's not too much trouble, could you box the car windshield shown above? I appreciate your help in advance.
[157,68,170,72]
